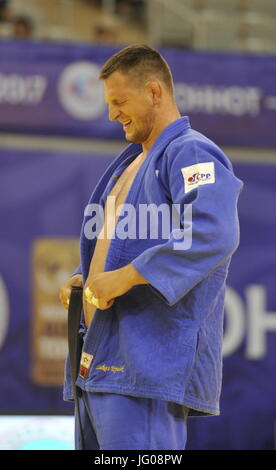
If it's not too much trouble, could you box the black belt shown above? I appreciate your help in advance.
[67,285,85,449]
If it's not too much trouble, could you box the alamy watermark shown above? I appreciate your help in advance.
[84,196,193,251]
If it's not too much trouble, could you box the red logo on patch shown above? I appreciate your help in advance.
[79,365,88,379]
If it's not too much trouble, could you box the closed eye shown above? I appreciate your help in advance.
[107,98,127,107]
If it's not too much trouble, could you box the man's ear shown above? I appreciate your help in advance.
[146,80,162,105]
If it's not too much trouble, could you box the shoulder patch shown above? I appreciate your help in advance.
[181,162,215,193]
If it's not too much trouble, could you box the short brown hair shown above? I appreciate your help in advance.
[99,44,174,93]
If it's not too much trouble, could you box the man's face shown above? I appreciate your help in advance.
[103,71,156,144]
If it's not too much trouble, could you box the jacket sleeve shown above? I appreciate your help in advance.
[131,139,243,306]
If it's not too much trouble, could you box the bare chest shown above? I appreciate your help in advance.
[108,153,145,209]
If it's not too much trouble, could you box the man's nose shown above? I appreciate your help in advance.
[108,104,120,121]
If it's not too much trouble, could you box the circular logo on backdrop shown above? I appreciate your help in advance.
[58,61,106,120]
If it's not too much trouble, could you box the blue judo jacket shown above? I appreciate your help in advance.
[63,116,243,416]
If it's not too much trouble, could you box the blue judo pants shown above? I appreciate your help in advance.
[75,388,188,450]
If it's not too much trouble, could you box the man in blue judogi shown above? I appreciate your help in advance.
[60,44,243,450]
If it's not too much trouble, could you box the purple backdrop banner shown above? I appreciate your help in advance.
[0,147,276,449]
[0,41,276,147]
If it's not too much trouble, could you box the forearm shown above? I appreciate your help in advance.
[120,263,148,290]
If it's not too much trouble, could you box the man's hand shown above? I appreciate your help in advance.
[84,264,148,310]
[59,274,83,310]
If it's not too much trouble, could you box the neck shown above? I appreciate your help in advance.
[142,107,181,155]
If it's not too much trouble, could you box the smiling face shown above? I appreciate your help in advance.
[103,71,156,145]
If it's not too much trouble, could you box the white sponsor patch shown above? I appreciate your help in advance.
[79,352,94,379]
[181,162,215,193]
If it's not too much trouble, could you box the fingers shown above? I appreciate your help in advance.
[71,274,83,287]
[60,295,69,310]
[59,287,70,310]
[84,286,94,304]
[97,298,115,310]
[84,286,100,308]
[59,275,83,310]
[105,298,115,309]
[84,285,114,310]
[59,296,69,310]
